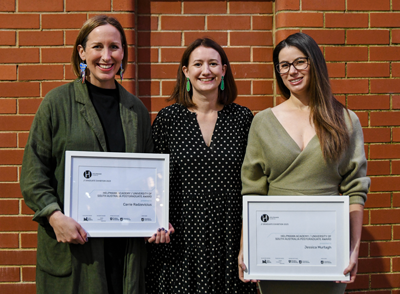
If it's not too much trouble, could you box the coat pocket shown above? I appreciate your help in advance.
[36,224,72,276]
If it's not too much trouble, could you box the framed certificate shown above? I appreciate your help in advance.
[243,196,350,281]
[64,151,169,237]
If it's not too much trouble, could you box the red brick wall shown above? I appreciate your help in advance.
[275,1,400,292]
[136,0,274,119]
[0,0,399,293]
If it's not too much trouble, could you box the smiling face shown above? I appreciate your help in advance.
[278,46,311,100]
[78,24,124,89]
[182,46,226,99]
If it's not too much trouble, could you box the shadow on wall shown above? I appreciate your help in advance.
[136,0,152,112]
[349,227,391,291]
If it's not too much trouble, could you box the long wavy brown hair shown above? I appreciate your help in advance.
[273,33,350,162]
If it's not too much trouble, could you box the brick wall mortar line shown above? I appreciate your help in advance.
[368,9,371,29]
[391,28,393,46]
[0,282,36,285]
[368,78,371,95]
[144,29,271,32]
[20,265,24,282]
[0,248,37,251]
[19,199,23,215]
[156,13,263,16]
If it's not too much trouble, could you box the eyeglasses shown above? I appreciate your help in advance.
[276,57,309,74]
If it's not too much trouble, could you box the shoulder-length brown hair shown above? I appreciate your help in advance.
[273,33,350,162]
[169,38,237,107]
[71,15,128,79]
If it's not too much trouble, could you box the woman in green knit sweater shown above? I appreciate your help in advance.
[238,33,370,294]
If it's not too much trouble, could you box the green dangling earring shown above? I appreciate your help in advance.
[220,76,225,91]
[186,77,191,92]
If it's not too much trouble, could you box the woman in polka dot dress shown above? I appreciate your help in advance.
[145,38,257,294]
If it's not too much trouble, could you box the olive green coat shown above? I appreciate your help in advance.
[20,80,153,294]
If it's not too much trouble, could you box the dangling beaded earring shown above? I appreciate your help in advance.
[220,76,225,91]
[120,63,124,82]
[80,62,87,84]
[186,77,191,92]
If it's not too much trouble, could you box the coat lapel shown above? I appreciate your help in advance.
[73,80,108,151]
[118,83,137,153]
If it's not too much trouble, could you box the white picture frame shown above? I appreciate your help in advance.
[243,195,350,281]
[64,151,169,237]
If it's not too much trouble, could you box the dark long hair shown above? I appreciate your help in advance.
[273,33,350,162]
[71,15,128,78]
[169,38,237,107]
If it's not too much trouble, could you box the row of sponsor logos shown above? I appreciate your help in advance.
[83,216,151,222]
[261,259,332,265]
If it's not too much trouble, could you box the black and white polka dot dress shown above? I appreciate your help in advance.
[146,103,257,294]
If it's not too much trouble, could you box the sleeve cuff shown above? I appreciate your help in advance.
[349,195,366,206]
[32,202,62,225]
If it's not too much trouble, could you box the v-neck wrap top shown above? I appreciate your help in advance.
[241,108,370,205]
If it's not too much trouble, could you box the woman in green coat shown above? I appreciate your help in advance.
[238,33,370,294]
[20,15,170,294]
